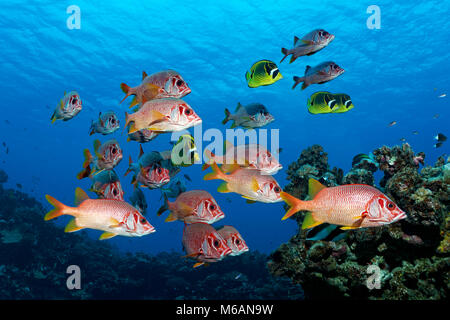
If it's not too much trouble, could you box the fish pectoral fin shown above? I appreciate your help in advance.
[178,202,194,213]
[302,40,314,45]
[99,232,117,240]
[108,218,122,228]
[251,177,260,193]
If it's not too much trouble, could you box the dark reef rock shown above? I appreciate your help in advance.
[269,144,449,299]
[0,181,303,300]
[0,169,7,184]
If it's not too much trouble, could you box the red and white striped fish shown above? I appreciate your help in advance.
[182,223,232,268]
[216,225,249,256]
[281,178,406,230]
[124,98,201,134]
[120,70,191,108]
[203,162,283,203]
[157,190,225,224]
[45,188,155,239]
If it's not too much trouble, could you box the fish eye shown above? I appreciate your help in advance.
[235,239,240,245]
[72,98,78,104]
[387,202,395,210]
[110,118,116,124]
[176,79,184,86]
[113,189,118,196]
[140,218,146,223]
[157,167,162,174]
[213,240,220,248]
[209,204,216,211]
[184,108,192,115]
[323,31,328,36]
[111,147,117,154]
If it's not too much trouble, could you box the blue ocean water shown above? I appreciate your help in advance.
[0,0,448,258]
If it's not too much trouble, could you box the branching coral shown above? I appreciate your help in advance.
[269,144,449,300]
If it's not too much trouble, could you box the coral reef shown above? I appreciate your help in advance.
[0,180,303,300]
[268,144,449,299]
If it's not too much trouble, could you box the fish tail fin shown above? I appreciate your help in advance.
[124,112,137,134]
[222,108,231,125]
[156,193,170,217]
[120,83,135,103]
[76,149,93,179]
[44,195,72,221]
[280,191,306,220]
[292,76,304,89]
[203,162,226,181]
[202,149,216,171]
[88,120,95,135]
[280,48,289,63]
[124,156,133,176]
[50,111,57,124]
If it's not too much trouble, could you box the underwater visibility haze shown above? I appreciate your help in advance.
[0,0,449,300]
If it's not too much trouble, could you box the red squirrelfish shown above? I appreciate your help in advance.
[77,139,123,179]
[281,29,334,64]
[125,146,171,189]
[203,163,283,203]
[44,188,155,239]
[89,111,120,136]
[50,91,82,123]
[292,61,344,90]
[182,223,232,268]
[203,141,282,175]
[89,169,124,201]
[216,225,249,256]
[281,178,407,230]
[120,70,191,108]
[157,190,225,224]
[124,98,201,134]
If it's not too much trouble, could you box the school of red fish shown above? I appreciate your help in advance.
[46,29,407,268]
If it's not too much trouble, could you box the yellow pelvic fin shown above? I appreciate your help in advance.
[64,218,84,232]
[74,187,89,206]
[308,178,326,199]
[109,218,122,228]
[301,212,323,230]
[193,262,204,268]
[99,232,117,240]
[340,226,360,230]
